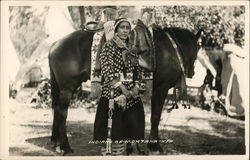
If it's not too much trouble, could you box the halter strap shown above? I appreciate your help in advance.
[164,31,186,76]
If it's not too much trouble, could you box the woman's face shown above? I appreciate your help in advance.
[116,21,131,40]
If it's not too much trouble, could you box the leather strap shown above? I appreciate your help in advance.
[164,31,185,76]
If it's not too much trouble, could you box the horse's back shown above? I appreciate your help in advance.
[49,30,94,59]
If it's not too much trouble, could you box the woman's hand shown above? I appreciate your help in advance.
[130,87,140,98]
[115,94,126,108]
[119,84,132,98]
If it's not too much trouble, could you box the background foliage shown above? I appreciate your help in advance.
[9,6,49,63]
[9,5,245,62]
[152,6,245,48]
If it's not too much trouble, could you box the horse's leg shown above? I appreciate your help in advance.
[173,88,178,109]
[176,75,187,109]
[50,68,60,149]
[57,90,73,155]
[181,79,190,109]
[181,88,187,109]
[184,88,191,109]
[148,87,167,153]
[51,109,60,150]
[165,97,173,113]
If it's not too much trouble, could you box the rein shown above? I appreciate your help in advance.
[164,30,186,76]
[163,30,191,114]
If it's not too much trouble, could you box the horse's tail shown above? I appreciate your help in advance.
[48,43,59,110]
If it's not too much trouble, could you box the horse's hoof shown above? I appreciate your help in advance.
[126,143,148,155]
[147,142,163,155]
[136,145,148,155]
[126,144,133,155]
[55,146,61,153]
[172,104,178,109]
[139,150,148,155]
[182,104,187,109]
[175,104,179,109]
[62,148,74,156]
[166,105,174,113]
[51,142,59,152]
[166,108,173,113]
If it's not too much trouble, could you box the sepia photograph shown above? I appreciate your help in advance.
[0,0,249,159]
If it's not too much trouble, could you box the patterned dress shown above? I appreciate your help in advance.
[100,38,143,108]
[93,35,145,142]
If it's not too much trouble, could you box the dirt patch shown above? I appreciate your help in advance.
[9,98,245,156]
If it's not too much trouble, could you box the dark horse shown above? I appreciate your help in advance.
[49,20,202,155]
[131,21,202,153]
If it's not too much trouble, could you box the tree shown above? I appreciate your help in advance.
[9,6,49,63]
[9,5,246,63]
[150,5,245,48]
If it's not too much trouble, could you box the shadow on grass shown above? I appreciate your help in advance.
[23,121,100,156]
[13,115,245,156]
[158,116,245,155]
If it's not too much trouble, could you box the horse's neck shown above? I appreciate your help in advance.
[162,29,188,66]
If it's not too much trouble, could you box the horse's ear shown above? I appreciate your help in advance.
[195,29,204,39]
[129,29,135,45]
[195,29,204,48]
[137,19,143,24]
[137,19,146,26]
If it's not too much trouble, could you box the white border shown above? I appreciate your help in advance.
[1,1,249,160]
[1,0,250,6]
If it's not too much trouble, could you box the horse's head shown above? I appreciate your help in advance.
[187,29,204,78]
[129,19,155,71]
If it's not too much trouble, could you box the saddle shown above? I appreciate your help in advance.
[91,21,113,82]
[84,21,104,32]
[134,19,156,72]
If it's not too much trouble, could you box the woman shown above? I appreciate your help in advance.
[93,18,145,155]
